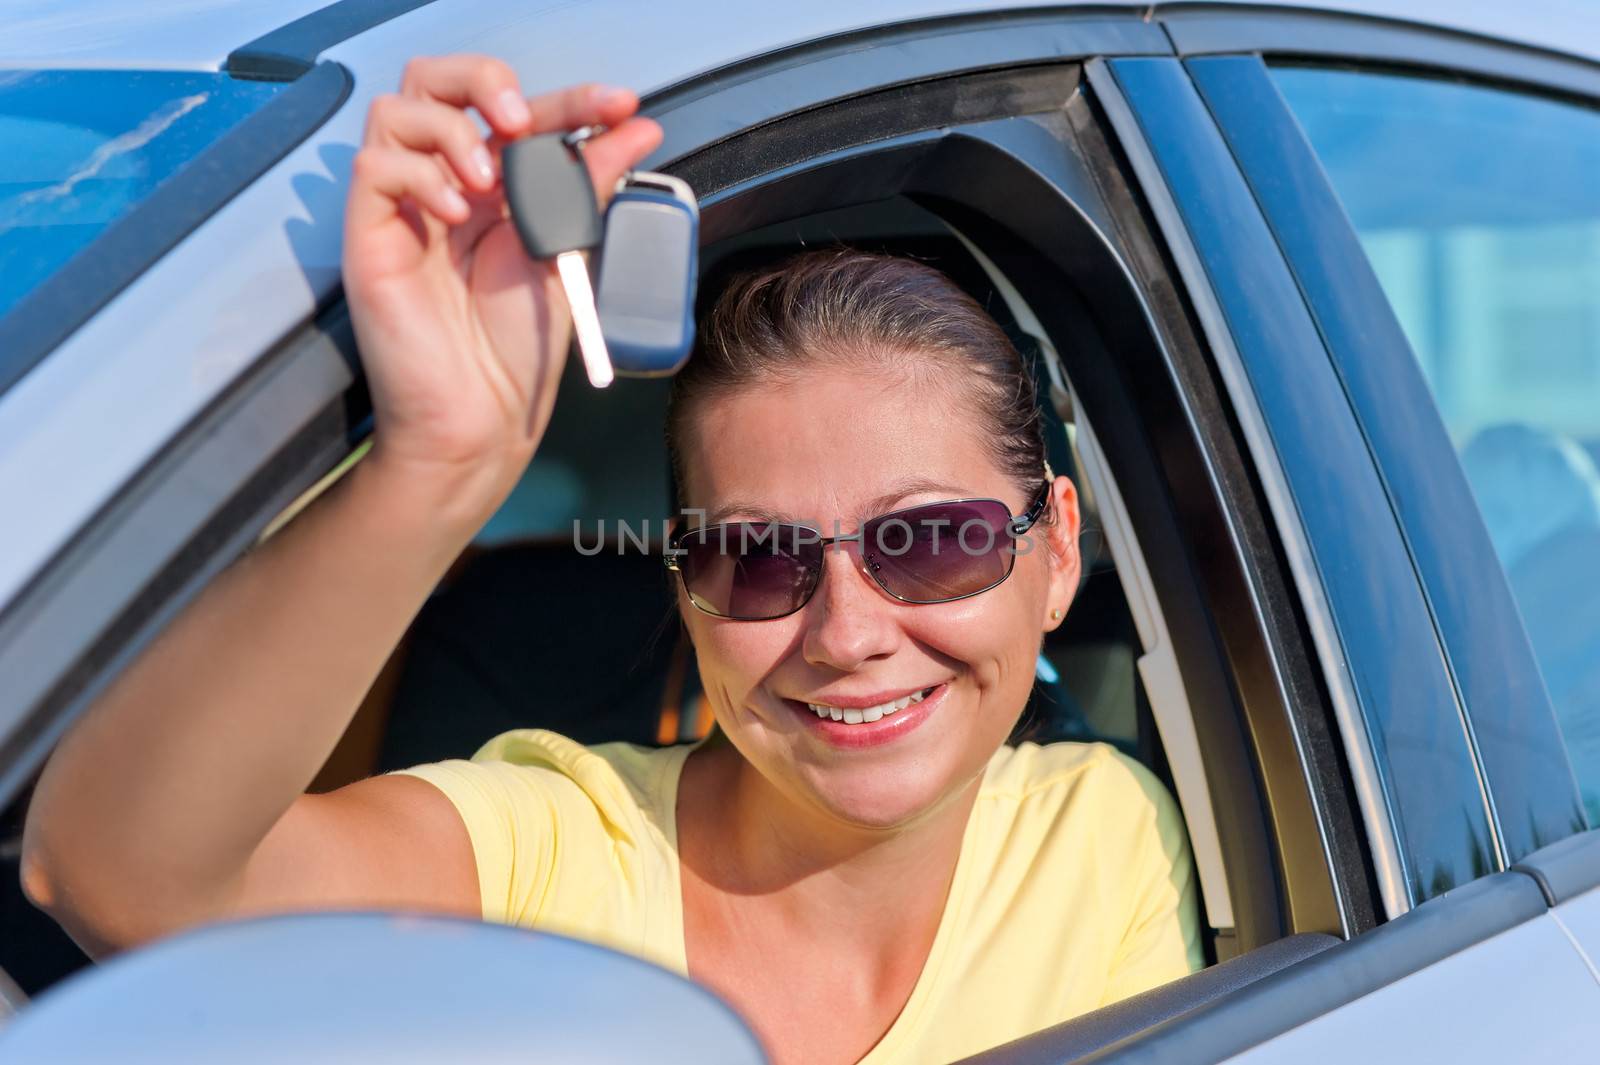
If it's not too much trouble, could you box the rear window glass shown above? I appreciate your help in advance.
[0,70,284,316]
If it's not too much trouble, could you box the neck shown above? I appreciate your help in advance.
[680,735,986,958]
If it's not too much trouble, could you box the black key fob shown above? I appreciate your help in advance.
[501,133,602,258]
[501,130,614,386]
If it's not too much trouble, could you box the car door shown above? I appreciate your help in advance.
[1214,26,1600,964]
[0,49,360,1000]
[1022,8,1600,1062]
[1181,2,1600,961]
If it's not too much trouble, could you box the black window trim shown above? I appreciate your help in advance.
[1075,870,1550,1064]
[641,8,1171,169]
[226,0,448,82]
[1159,4,1600,103]
[1062,65,1374,944]
[1514,828,1600,905]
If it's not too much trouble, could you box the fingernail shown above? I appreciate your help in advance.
[442,185,470,217]
[497,88,532,128]
[594,84,632,107]
[470,144,495,184]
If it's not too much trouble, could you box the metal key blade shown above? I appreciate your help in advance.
[556,250,613,388]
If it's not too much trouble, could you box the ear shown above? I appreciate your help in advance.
[663,514,698,630]
[1039,475,1082,633]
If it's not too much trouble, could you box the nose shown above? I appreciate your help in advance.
[800,544,902,672]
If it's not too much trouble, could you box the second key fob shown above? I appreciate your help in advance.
[595,171,699,377]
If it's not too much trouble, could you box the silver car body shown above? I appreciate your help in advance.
[3,2,1600,1060]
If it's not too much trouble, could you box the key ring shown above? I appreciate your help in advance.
[562,125,637,194]
[562,124,605,150]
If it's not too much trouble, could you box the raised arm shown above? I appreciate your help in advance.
[20,56,662,955]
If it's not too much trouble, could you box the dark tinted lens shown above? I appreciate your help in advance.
[675,523,821,620]
[863,500,1015,603]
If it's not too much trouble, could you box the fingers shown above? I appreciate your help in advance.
[365,94,497,193]
[577,116,666,209]
[525,83,643,136]
[399,55,642,140]
[347,146,470,233]
[353,55,660,256]
[400,54,532,137]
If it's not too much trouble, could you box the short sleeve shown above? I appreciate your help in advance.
[391,756,576,926]
[1099,752,1206,1005]
[387,729,687,974]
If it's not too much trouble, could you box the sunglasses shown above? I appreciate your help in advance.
[664,483,1051,621]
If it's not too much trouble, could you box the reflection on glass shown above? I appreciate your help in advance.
[1275,66,1600,825]
[0,70,283,317]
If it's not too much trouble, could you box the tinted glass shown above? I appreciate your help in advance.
[863,499,1016,603]
[0,70,283,317]
[1276,67,1600,823]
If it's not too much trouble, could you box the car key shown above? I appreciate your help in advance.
[501,129,614,388]
[594,170,699,377]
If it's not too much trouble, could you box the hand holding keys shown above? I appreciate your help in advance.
[502,127,699,388]
[343,63,665,514]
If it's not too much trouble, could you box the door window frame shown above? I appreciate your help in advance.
[655,50,1378,950]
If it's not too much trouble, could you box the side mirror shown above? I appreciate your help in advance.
[0,912,766,1063]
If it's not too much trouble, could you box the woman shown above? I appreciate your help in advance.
[21,57,1202,1064]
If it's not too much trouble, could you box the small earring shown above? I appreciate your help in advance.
[1050,608,1062,621]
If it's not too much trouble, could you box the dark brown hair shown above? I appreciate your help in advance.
[666,247,1047,504]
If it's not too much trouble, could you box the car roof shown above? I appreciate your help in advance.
[3,0,1598,70]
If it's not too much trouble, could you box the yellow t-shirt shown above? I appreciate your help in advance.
[395,729,1203,1064]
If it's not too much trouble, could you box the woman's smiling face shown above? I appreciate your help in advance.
[676,365,1081,831]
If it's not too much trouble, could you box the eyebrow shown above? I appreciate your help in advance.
[699,477,975,526]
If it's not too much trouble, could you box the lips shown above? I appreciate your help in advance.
[785,682,949,750]
[805,686,932,724]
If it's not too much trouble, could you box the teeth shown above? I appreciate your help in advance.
[806,687,932,724]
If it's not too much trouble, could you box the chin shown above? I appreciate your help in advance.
[799,758,970,832]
